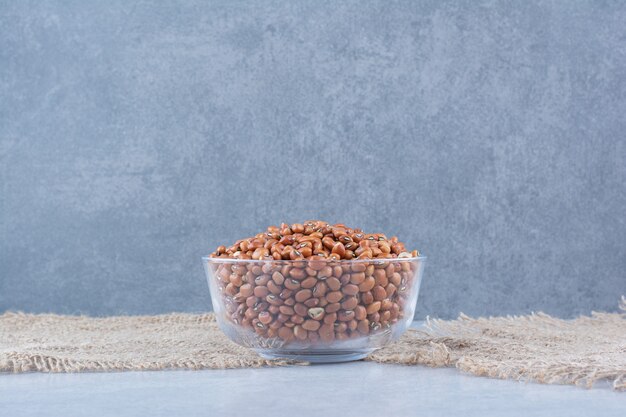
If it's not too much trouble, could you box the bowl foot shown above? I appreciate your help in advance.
[255,349,374,363]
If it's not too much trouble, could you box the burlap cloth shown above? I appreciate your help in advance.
[1,298,624,390]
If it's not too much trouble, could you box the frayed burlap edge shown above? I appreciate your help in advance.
[0,312,302,373]
[368,296,626,391]
[2,299,624,390]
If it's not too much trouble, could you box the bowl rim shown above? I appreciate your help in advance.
[202,255,426,264]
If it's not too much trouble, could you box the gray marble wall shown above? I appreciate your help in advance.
[1,0,624,318]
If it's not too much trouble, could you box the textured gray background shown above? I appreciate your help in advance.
[1,0,625,319]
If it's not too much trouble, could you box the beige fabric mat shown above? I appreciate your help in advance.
[1,298,624,390]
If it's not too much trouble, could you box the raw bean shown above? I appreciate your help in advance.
[323,312,337,324]
[354,305,367,320]
[301,277,317,289]
[338,310,355,321]
[267,280,281,295]
[302,319,321,331]
[254,286,269,298]
[341,296,358,310]
[347,319,358,331]
[326,277,341,291]
[313,281,327,297]
[284,279,301,290]
[319,324,335,341]
[342,284,359,296]
[239,284,253,297]
[279,305,295,315]
[334,322,348,333]
[294,325,308,340]
[374,269,388,286]
[279,289,293,300]
[295,289,312,302]
[325,303,341,313]
[326,291,343,303]
[304,298,319,308]
[350,272,366,285]
[272,271,285,285]
[366,301,382,314]
[390,272,402,286]
[357,319,370,334]
[278,326,294,341]
[358,277,376,292]
[258,312,272,325]
[268,305,280,314]
[294,303,308,316]
[372,285,387,301]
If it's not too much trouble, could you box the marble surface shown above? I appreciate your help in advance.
[2,1,626,320]
[1,362,624,417]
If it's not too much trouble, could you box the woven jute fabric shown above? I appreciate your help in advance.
[1,298,624,390]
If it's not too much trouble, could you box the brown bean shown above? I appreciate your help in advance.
[347,319,358,331]
[272,271,285,285]
[238,284,253,297]
[372,285,387,301]
[301,277,317,289]
[342,284,359,296]
[338,310,355,321]
[319,323,335,341]
[294,303,308,316]
[267,280,281,295]
[278,326,294,341]
[291,315,304,324]
[354,305,367,320]
[304,298,319,308]
[308,256,326,271]
[323,312,337,324]
[254,286,269,298]
[390,272,402,286]
[290,268,306,280]
[279,305,295,315]
[374,269,388,286]
[313,281,327,297]
[295,289,312,302]
[326,277,341,291]
[334,322,348,333]
[284,279,301,290]
[357,319,370,334]
[268,305,280,314]
[293,325,308,340]
[266,294,282,306]
[381,299,393,311]
[331,242,346,258]
[317,266,333,279]
[258,311,272,325]
[325,302,341,313]
[326,291,343,303]
[350,272,366,285]
[302,319,321,331]
[366,301,381,314]
[358,277,376,292]
[361,291,374,305]
[341,296,358,310]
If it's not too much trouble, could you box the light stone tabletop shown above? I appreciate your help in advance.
[1,361,624,417]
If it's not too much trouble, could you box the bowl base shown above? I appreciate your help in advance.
[255,348,375,363]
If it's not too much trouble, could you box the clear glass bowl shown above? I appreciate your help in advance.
[203,256,425,363]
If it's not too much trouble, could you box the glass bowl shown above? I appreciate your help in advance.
[203,256,425,363]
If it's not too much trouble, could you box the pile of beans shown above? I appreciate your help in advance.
[208,220,420,344]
